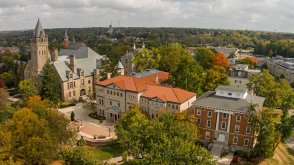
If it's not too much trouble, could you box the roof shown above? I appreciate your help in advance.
[193,91,265,113]
[53,46,103,81]
[141,84,196,103]
[34,18,45,37]
[130,69,169,82]
[236,64,248,69]
[216,86,248,93]
[117,61,124,69]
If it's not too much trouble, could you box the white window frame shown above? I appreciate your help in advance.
[246,126,251,134]
[222,113,227,119]
[236,115,241,122]
[196,118,201,126]
[207,120,211,128]
[244,138,249,146]
[205,131,210,139]
[233,136,238,145]
[235,125,240,133]
[221,121,226,129]
[207,111,212,117]
[197,109,201,115]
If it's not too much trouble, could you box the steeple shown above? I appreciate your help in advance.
[63,29,69,48]
[34,18,45,37]
[64,29,68,39]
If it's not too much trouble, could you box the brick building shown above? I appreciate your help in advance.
[192,86,265,152]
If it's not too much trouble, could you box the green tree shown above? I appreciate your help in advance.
[40,63,61,102]
[280,93,294,142]
[131,48,160,72]
[0,72,16,88]
[193,48,215,69]
[60,146,101,165]
[98,56,118,81]
[18,79,37,99]
[252,108,280,159]
[158,43,190,72]
[202,66,229,92]
[169,56,204,94]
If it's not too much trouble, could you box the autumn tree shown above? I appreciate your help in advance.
[40,63,61,102]
[202,66,229,92]
[193,48,215,69]
[0,88,9,118]
[214,52,229,68]
[18,79,37,100]
[169,56,204,94]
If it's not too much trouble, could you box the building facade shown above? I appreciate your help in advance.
[267,56,294,84]
[95,69,196,122]
[228,64,261,88]
[192,86,265,151]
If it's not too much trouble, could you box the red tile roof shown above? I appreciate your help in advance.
[141,84,196,103]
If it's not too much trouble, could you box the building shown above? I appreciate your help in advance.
[208,46,239,57]
[192,86,265,153]
[24,19,105,101]
[24,18,50,81]
[228,64,261,88]
[95,69,196,122]
[267,56,294,84]
[119,43,145,75]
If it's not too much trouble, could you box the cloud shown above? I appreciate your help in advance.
[0,0,293,33]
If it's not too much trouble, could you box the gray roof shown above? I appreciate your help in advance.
[216,86,248,93]
[117,61,124,69]
[54,47,103,81]
[236,64,248,69]
[34,18,45,37]
[130,69,161,78]
[193,91,265,113]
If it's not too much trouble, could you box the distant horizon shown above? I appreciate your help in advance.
[1,0,294,33]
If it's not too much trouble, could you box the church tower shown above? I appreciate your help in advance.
[24,18,49,79]
[63,29,69,48]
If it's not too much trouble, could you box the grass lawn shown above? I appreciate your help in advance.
[95,141,124,159]
[259,143,294,165]
[0,101,17,122]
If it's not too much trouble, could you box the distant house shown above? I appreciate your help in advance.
[228,64,261,88]
[192,86,265,154]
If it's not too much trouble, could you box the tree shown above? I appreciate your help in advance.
[0,88,9,118]
[71,111,75,121]
[252,108,280,159]
[158,43,190,72]
[247,70,292,108]
[98,56,118,81]
[237,57,256,68]
[117,107,214,164]
[214,52,229,68]
[280,93,294,142]
[193,48,215,69]
[116,105,149,159]
[18,79,37,99]
[131,48,160,72]
[0,72,16,88]
[202,66,229,92]
[40,63,61,102]
[12,108,56,164]
[60,146,101,165]
[169,56,204,94]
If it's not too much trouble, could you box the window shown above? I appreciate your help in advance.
[88,80,91,84]
[110,101,112,105]
[68,92,71,97]
[107,90,109,94]
[118,103,120,107]
[120,93,123,97]
[81,79,84,85]
[73,91,75,96]
[244,138,249,146]
[222,113,227,119]
[246,126,251,134]
[175,105,178,109]
[197,109,201,115]
[233,136,238,145]
[172,105,174,109]
[114,91,116,95]
[207,111,212,117]
[117,92,119,96]
[221,121,226,129]
[70,82,73,88]
[236,115,241,122]
[235,125,240,133]
[196,118,201,126]
[110,91,112,95]
[207,120,211,128]
[205,131,210,139]
[69,74,72,79]
[67,83,69,89]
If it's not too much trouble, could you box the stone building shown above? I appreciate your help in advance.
[95,69,196,122]
[24,18,50,81]
[192,86,265,155]
[267,56,294,84]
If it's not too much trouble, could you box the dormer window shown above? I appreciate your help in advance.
[81,72,84,77]
[69,74,73,79]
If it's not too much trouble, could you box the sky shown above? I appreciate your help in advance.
[0,0,294,33]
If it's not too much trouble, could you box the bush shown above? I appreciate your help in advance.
[59,100,77,108]
[89,112,106,121]
[70,111,75,121]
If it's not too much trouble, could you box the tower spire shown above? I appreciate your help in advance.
[65,29,68,39]
[34,18,45,37]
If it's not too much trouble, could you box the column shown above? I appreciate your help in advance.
[216,112,220,131]
[227,114,231,133]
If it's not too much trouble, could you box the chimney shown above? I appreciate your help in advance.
[50,48,58,62]
[155,75,159,84]
[70,55,76,73]
[107,73,111,79]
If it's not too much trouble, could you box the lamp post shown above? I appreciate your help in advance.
[109,127,111,137]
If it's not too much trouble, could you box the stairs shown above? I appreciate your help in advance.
[211,142,224,157]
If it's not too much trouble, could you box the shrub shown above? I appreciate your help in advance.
[70,111,75,121]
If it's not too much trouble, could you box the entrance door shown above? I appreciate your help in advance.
[218,134,225,142]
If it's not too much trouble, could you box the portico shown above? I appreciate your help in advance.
[215,110,233,144]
